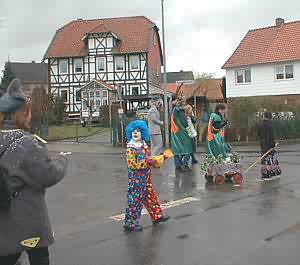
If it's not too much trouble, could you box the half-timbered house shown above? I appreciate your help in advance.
[43,16,164,118]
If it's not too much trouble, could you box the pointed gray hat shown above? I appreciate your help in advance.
[0,79,27,113]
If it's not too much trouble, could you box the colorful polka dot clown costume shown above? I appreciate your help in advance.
[124,120,170,232]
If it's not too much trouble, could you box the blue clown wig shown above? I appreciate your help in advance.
[125,120,150,142]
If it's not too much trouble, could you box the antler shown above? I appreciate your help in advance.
[175,82,184,99]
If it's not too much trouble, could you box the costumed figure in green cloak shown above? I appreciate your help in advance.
[170,85,193,171]
[207,104,229,159]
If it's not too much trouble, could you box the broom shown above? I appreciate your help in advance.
[244,143,279,174]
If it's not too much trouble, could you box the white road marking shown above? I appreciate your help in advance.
[256,175,281,182]
[109,197,200,221]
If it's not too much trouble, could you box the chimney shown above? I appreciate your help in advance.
[276,18,285,28]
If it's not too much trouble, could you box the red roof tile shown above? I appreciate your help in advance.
[45,16,156,58]
[222,20,300,69]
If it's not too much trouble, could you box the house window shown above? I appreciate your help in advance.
[89,100,94,110]
[130,55,140,70]
[96,99,101,108]
[102,90,108,98]
[95,91,101,97]
[74,58,83,73]
[59,59,68,74]
[83,101,88,111]
[90,91,94,100]
[82,91,88,99]
[236,69,251,84]
[75,89,81,102]
[115,56,125,71]
[276,64,294,80]
[102,90,108,105]
[130,86,139,96]
[60,89,68,103]
[97,57,106,72]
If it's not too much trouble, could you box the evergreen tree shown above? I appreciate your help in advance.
[0,62,15,95]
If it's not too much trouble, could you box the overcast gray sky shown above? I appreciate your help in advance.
[1,0,300,78]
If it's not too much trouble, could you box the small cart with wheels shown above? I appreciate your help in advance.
[202,153,244,185]
[204,162,243,185]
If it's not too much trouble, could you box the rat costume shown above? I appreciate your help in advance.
[124,120,169,232]
[207,112,228,159]
[0,79,68,265]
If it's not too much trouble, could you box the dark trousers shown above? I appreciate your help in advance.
[0,247,49,265]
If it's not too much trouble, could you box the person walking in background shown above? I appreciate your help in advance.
[124,120,170,232]
[147,96,164,156]
[185,105,198,164]
[0,79,68,265]
[170,97,193,171]
[207,104,228,159]
[258,112,281,180]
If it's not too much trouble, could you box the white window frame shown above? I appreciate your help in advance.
[74,58,83,73]
[102,90,109,105]
[102,90,108,98]
[60,88,69,103]
[96,57,106,72]
[235,68,251,85]
[81,90,88,111]
[275,64,294,80]
[59,59,68,74]
[129,55,140,71]
[115,56,125,72]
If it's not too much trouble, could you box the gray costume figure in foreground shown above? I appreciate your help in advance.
[0,79,68,256]
[147,97,164,156]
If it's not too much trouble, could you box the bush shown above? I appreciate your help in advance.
[226,96,300,142]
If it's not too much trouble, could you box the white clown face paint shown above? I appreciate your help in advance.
[132,129,142,141]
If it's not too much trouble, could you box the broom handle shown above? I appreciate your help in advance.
[244,144,278,174]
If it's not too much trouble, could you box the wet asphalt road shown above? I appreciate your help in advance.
[43,140,300,265]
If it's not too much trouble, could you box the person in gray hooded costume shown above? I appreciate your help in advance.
[0,79,68,265]
[147,96,164,156]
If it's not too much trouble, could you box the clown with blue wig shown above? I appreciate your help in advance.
[123,120,170,232]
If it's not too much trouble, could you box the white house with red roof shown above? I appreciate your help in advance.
[222,18,300,98]
[43,16,163,116]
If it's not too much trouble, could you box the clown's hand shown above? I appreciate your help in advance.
[149,155,165,168]
[146,158,156,167]
[163,149,174,159]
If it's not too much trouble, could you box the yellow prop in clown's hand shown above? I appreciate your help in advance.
[151,149,174,168]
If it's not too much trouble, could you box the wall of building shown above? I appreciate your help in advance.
[24,83,48,97]
[226,61,300,97]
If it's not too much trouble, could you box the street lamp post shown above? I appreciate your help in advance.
[161,0,169,146]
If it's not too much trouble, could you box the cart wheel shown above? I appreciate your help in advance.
[225,174,233,183]
[214,175,225,185]
[205,173,214,184]
[233,173,243,185]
